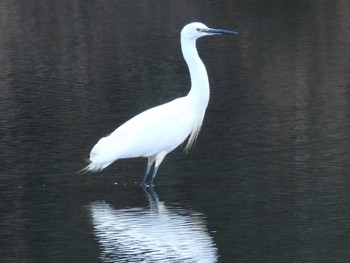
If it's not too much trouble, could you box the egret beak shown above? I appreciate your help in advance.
[203,28,238,35]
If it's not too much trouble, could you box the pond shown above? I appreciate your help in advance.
[1,1,350,262]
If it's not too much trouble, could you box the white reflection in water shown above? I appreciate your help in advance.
[89,188,217,262]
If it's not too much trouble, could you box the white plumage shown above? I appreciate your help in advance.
[82,22,237,185]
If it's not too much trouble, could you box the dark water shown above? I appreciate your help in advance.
[1,1,350,262]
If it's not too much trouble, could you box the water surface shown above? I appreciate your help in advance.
[1,1,350,262]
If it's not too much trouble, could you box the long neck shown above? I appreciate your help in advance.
[181,38,210,110]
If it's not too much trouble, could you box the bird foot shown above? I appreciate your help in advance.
[139,182,154,188]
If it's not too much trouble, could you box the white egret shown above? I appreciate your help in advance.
[82,22,237,186]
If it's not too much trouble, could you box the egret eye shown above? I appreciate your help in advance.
[196,28,202,32]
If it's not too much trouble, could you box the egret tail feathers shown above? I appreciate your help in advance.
[77,161,108,174]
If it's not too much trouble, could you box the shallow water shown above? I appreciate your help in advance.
[1,1,350,262]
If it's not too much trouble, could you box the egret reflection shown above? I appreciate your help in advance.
[89,188,217,262]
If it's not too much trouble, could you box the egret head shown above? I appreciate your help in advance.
[181,22,238,40]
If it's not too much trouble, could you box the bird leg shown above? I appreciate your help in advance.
[149,166,159,186]
[149,152,167,186]
[140,156,156,186]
